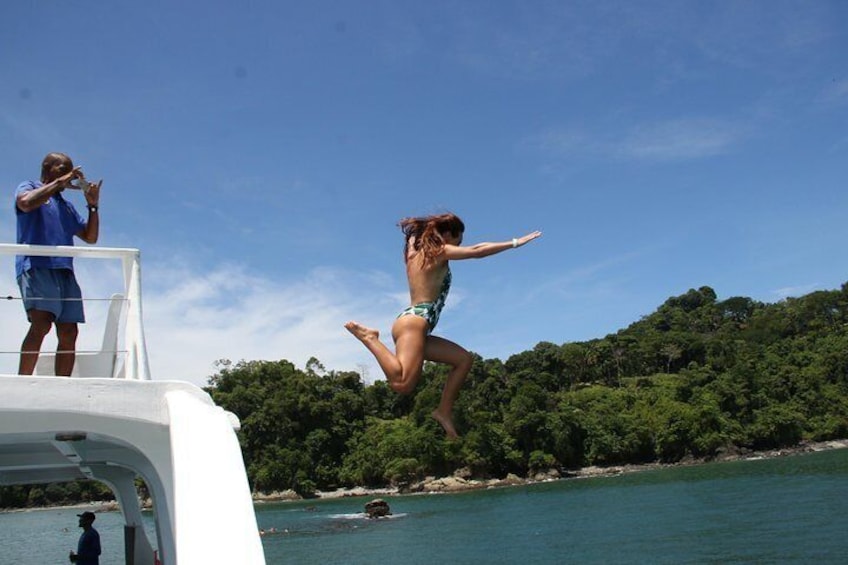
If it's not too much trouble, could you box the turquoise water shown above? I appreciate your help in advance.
[1,449,847,564]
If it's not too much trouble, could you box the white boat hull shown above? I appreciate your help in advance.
[0,375,266,564]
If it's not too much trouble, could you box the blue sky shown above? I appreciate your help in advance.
[2,1,847,387]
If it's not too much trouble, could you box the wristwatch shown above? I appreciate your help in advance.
[87,205,99,212]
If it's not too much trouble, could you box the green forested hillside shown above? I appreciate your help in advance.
[207,283,848,495]
[4,283,847,507]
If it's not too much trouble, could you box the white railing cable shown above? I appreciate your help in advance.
[3,295,128,301]
[0,243,151,380]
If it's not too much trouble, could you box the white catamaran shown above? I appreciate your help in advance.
[0,243,266,565]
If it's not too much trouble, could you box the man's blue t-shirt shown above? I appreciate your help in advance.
[76,527,101,565]
[15,180,86,277]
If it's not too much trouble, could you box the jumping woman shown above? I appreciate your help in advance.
[345,212,542,438]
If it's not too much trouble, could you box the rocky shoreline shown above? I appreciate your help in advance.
[252,438,848,503]
[5,439,845,513]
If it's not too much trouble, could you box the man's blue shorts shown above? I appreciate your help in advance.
[17,268,85,324]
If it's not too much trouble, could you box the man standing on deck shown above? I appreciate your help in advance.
[69,511,101,565]
[14,152,102,376]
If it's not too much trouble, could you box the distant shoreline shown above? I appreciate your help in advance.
[5,438,846,514]
[253,438,848,503]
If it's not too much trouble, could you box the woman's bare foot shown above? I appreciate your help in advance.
[344,321,380,343]
[431,410,459,439]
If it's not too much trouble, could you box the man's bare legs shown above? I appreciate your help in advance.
[55,322,79,377]
[18,310,54,375]
[345,318,473,438]
[18,312,78,376]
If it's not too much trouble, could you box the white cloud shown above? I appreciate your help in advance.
[818,78,848,107]
[0,254,399,387]
[772,283,821,300]
[526,117,745,164]
[618,118,744,161]
[527,249,645,302]
[834,79,848,100]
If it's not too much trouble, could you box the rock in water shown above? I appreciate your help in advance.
[364,499,391,518]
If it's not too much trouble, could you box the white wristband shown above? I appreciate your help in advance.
[512,238,518,248]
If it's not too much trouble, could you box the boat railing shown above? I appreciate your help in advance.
[0,243,151,380]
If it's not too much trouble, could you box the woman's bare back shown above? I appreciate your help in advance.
[405,248,449,305]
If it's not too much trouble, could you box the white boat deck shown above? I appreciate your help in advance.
[0,244,266,565]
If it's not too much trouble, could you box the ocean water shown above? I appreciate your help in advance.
[1,449,847,564]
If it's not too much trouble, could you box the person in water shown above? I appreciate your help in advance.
[345,212,542,438]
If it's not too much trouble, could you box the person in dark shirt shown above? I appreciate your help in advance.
[69,511,101,565]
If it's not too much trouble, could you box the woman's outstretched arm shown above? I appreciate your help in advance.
[443,230,542,260]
